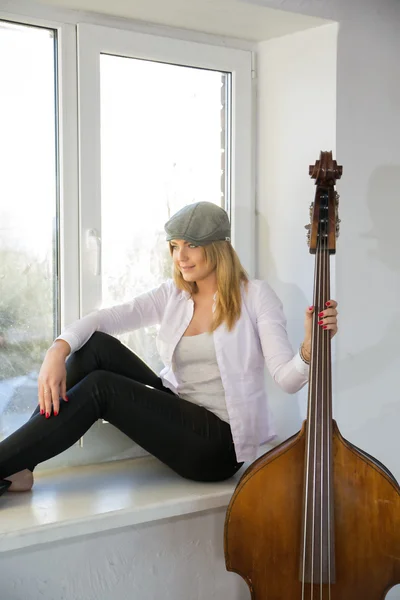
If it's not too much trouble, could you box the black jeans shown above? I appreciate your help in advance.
[0,332,242,482]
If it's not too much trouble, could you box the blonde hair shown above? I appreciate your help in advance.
[170,241,248,331]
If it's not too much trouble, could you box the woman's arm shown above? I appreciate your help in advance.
[255,281,309,394]
[54,280,172,356]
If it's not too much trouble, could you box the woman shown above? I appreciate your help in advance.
[0,201,338,495]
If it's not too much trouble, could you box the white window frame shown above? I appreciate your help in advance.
[0,8,80,333]
[77,23,254,316]
[0,2,256,468]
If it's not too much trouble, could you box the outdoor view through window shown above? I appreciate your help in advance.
[0,22,57,441]
[0,21,229,444]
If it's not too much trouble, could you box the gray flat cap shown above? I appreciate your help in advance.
[164,201,231,246]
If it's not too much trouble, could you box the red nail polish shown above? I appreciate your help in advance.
[318,312,324,317]
[40,409,44,415]
[46,412,50,419]
[323,325,328,329]
[54,411,58,417]
[325,301,331,306]
[65,396,69,402]
[308,306,314,311]
[318,320,323,325]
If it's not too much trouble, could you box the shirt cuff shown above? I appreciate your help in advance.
[54,332,80,356]
[294,350,310,377]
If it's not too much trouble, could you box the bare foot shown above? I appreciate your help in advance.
[7,469,34,492]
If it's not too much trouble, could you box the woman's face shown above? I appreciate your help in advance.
[170,239,215,283]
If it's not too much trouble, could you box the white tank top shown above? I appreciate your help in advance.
[173,332,230,423]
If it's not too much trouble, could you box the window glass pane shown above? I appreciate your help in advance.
[100,56,229,372]
[0,22,58,439]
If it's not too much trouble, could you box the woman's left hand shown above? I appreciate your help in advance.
[302,300,338,359]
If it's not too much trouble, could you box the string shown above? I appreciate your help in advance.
[301,228,321,600]
[320,204,332,600]
[320,202,333,600]
[311,231,323,600]
[311,230,323,599]
[321,202,333,600]
[314,228,325,599]
[320,220,325,599]
[303,199,334,600]
[325,213,332,600]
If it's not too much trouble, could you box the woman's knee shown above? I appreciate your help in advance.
[81,331,118,351]
[66,333,122,390]
[70,331,119,366]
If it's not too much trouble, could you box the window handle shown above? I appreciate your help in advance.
[86,228,102,276]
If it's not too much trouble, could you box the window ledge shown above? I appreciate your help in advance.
[0,455,246,553]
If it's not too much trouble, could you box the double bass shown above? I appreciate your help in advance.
[224,152,400,599]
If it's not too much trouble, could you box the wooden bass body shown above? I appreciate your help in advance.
[225,421,400,599]
[224,153,400,598]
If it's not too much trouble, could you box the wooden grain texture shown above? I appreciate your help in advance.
[224,421,400,600]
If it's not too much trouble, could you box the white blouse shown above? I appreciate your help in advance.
[56,279,309,462]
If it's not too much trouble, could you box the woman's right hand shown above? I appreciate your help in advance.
[37,340,71,418]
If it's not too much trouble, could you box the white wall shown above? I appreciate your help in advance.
[257,22,338,441]
[257,10,400,478]
[257,10,400,600]
[0,509,249,600]
[334,12,400,482]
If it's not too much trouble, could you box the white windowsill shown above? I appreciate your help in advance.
[0,455,247,553]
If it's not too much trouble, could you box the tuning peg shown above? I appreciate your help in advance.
[304,224,311,246]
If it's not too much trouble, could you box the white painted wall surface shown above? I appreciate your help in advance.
[334,11,400,485]
[257,7,400,483]
[257,7,400,600]
[0,509,249,600]
[256,22,338,441]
